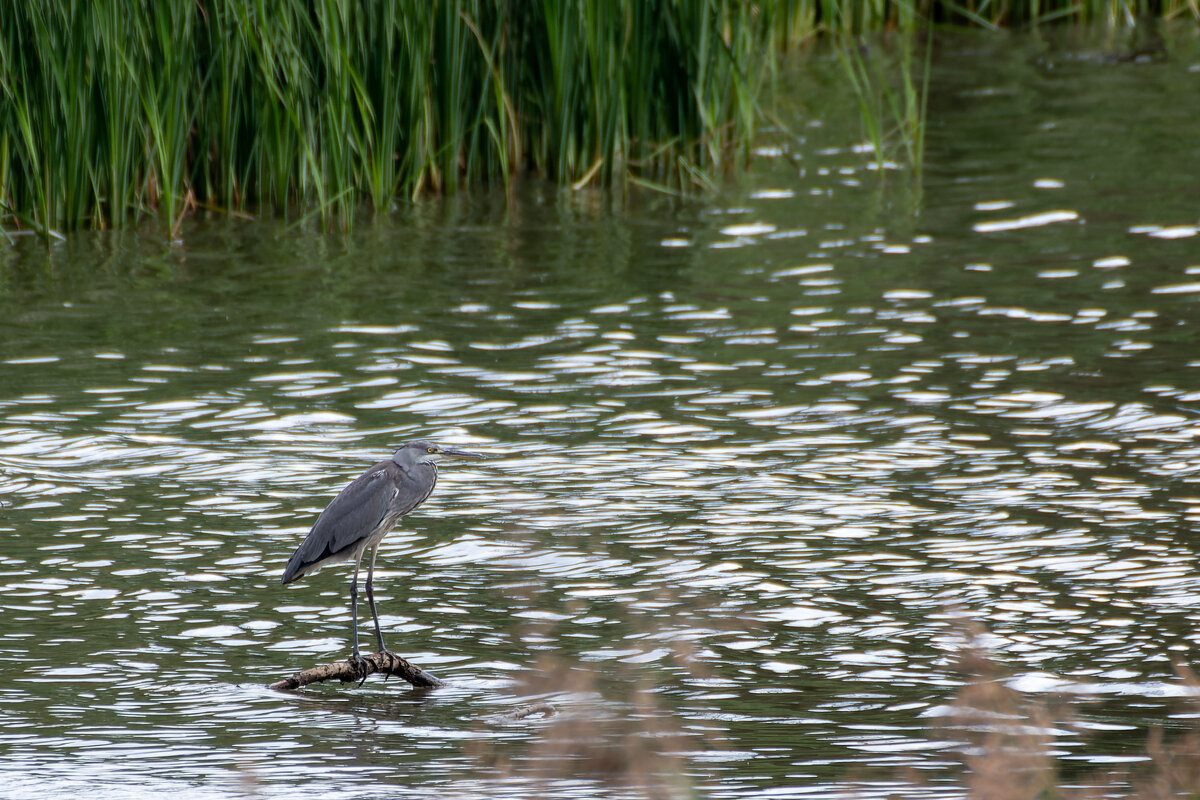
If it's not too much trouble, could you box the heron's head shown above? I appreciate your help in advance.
[393,440,484,467]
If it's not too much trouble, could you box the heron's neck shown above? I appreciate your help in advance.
[398,457,438,477]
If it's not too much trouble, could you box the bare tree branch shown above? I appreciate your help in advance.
[269,652,442,691]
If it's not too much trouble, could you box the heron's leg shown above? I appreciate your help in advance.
[362,546,400,686]
[347,552,370,684]
[364,543,391,656]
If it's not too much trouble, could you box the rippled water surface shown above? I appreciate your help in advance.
[3,32,1200,800]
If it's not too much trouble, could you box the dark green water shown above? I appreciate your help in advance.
[2,31,1200,799]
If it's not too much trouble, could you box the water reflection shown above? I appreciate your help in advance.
[3,30,1200,800]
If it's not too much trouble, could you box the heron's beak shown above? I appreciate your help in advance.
[442,447,485,459]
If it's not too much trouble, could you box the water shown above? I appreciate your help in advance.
[3,30,1200,799]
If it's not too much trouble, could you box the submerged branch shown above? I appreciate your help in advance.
[497,702,557,721]
[269,652,443,691]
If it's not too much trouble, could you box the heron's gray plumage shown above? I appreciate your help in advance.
[281,459,436,584]
[279,440,483,676]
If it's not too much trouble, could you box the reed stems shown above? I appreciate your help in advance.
[0,1,1193,235]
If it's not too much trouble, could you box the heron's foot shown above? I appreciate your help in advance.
[347,651,371,687]
[377,648,399,681]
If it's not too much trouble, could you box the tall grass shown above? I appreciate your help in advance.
[934,620,1200,797]
[837,23,933,188]
[0,1,1195,235]
[0,0,778,234]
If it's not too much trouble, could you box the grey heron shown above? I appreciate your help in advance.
[281,440,483,678]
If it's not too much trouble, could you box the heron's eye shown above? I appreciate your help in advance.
[427,446,436,453]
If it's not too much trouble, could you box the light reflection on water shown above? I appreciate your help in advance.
[3,33,1200,800]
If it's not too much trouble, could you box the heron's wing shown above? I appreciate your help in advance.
[282,461,403,583]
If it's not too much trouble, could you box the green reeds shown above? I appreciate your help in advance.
[0,0,780,234]
[0,1,1195,236]
[837,23,933,185]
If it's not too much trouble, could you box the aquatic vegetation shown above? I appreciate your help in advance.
[836,25,933,186]
[0,0,777,235]
[0,1,1193,236]
[935,623,1200,798]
